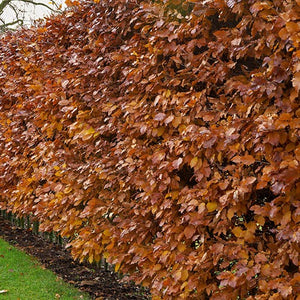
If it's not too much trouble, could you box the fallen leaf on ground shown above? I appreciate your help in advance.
[80,280,97,286]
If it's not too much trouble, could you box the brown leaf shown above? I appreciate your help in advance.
[172,157,183,169]
[183,225,196,239]
[154,113,166,121]
[232,155,255,165]
[292,72,300,92]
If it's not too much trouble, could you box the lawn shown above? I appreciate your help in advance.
[0,238,90,299]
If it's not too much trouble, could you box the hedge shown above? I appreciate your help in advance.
[0,0,299,298]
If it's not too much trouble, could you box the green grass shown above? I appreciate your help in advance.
[0,239,91,300]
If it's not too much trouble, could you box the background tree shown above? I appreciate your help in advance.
[0,0,63,31]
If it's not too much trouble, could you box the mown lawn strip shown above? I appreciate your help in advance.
[0,238,90,299]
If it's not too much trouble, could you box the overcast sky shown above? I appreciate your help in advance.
[2,0,66,28]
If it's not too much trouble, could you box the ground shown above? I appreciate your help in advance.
[0,216,150,300]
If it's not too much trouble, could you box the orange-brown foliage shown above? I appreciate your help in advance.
[0,0,299,298]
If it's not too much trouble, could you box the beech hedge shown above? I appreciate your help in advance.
[0,0,299,299]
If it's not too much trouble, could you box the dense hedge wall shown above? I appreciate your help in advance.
[0,0,299,298]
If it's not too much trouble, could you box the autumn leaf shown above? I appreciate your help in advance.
[181,269,189,281]
[115,262,121,272]
[153,264,162,271]
[154,113,166,121]
[103,229,112,237]
[250,2,271,14]
[172,116,181,128]
[177,243,186,252]
[206,202,218,212]
[217,271,238,288]
[232,155,256,165]
[164,115,174,124]
[173,270,182,282]
[232,227,244,238]
[172,157,183,169]
[183,225,196,239]
[292,72,300,92]
[190,157,198,168]
[152,151,166,164]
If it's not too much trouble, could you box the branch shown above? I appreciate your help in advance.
[0,0,12,14]
[0,0,62,32]
[0,18,23,29]
[18,0,60,13]
[9,2,20,17]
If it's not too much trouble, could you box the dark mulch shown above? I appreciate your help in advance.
[0,216,150,300]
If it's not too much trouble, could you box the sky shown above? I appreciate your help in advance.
[1,0,66,29]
